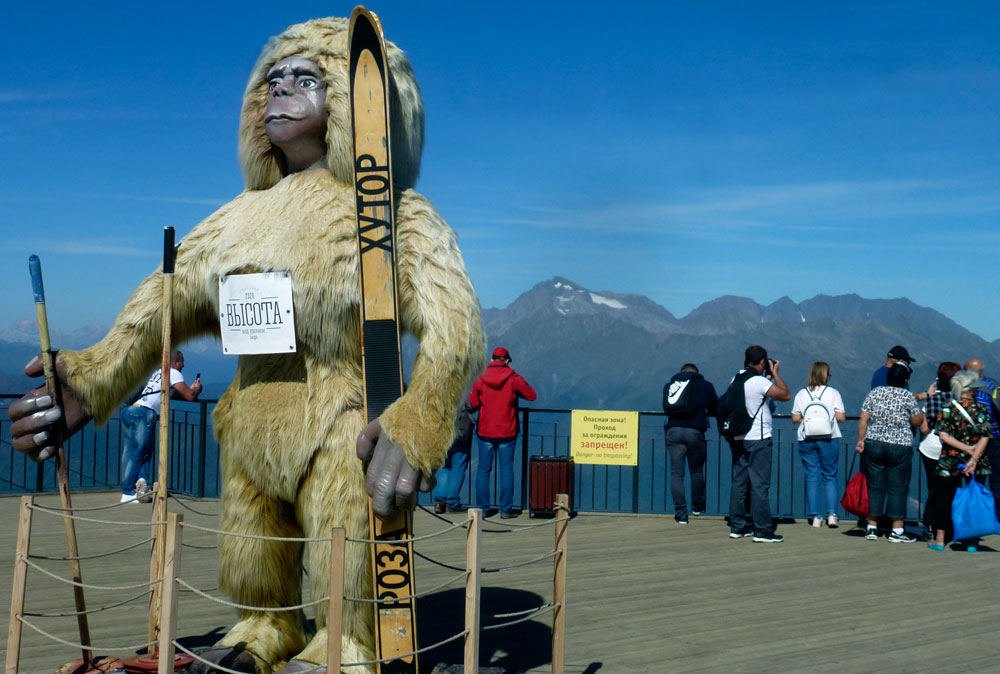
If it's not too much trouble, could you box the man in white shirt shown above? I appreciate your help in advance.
[728,345,790,542]
[120,350,201,502]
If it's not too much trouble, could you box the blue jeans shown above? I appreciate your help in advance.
[797,439,840,517]
[728,438,773,536]
[476,437,516,514]
[432,439,471,507]
[120,405,157,495]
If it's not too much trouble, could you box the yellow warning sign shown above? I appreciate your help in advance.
[570,410,639,466]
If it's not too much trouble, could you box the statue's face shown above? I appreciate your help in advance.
[264,56,328,155]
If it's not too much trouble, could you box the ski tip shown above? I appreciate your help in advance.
[349,5,385,44]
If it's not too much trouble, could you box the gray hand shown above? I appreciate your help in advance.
[8,354,91,461]
[356,418,435,521]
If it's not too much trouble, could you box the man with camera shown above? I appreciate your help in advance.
[726,345,790,542]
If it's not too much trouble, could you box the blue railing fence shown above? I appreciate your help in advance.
[1,395,220,497]
[2,398,931,522]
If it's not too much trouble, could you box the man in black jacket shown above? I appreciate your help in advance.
[663,363,719,524]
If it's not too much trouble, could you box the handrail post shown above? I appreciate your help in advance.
[6,496,34,674]
[327,527,346,673]
[464,508,481,674]
[157,513,183,674]
[551,494,568,674]
[519,408,530,512]
[197,400,208,498]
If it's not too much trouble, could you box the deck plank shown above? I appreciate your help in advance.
[1,493,995,673]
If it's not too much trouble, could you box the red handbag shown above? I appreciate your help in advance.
[840,471,869,518]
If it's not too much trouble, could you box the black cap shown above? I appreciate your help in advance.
[887,345,914,363]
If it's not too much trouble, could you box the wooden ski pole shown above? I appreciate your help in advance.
[148,226,176,649]
[349,7,419,672]
[28,255,93,668]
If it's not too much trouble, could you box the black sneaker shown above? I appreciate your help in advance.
[887,531,917,543]
[447,504,467,513]
[675,516,689,525]
[864,528,879,540]
[752,532,784,543]
[433,502,446,514]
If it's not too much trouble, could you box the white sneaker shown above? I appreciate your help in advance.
[135,478,151,503]
[827,515,839,529]
[811,517,823,528]
[120,493,139,504]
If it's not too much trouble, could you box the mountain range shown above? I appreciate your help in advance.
[3,278,998,414]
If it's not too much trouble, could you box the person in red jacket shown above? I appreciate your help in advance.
[469,347,537,518]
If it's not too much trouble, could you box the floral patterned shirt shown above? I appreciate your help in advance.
[935,399,993,477]
[862,386,919,446]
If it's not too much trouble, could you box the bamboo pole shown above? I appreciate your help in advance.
[148,227,176,648]
[463,508,482,674]
[326,528,346,673]
[28,256,92,667]
[6,496,34,674]
[551,494,569,674]
[157,513,183,674]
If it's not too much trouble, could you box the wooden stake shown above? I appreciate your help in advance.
[551,494,569,674]
[463,508,482,674]
[6,496,34,674]
[149,227,176,648]
[157,513,183,674]
[27,256,92,667]
[326,528,346,673]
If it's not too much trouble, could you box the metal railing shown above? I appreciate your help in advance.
[1,395,220,498]
[3,396,931,521]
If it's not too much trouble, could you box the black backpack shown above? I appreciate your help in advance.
[717,369,766,438]
[663,374,701,417]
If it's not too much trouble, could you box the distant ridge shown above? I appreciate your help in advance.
[2,278,997,412]
[479,277,1000,412]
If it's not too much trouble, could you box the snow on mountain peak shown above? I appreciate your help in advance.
[590,293,626,310]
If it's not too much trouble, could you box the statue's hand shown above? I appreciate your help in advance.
[356,418,435,521]
[8,354,92,461]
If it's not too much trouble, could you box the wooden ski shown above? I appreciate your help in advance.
[349,7,418,674]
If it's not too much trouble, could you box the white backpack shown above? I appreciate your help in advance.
[802,387,834,439]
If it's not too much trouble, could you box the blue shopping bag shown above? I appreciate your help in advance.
[952,479,1000,541]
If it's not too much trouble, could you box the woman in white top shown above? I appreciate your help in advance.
[791,362,847,528]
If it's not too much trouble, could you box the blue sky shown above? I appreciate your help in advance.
[2,2,999,341]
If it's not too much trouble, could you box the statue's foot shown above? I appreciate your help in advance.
[187,646,261,673]
[274,661,326,674]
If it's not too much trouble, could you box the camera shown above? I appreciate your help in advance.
[764,359,775,378]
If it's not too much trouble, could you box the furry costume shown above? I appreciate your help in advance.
[58,17,484,672]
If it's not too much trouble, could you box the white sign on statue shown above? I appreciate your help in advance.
[218,272,296,355]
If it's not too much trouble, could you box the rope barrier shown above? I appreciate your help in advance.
[27,503,165,527]
[22,589,151,617]
[482,603,558,631]
[345,519,466,545]
[181,517,466,545]
[180,542,217,550]
[23,498,136,512]
[340,628,470,668]
[29,537,153,561]
[180,521,331,542]
[21,556,162,591]
[412,549,466,573]
[17,615,158,652]
[344,570,469,604]
[175,578,328,612]
[482,549,559,573]
[482,516,567,531]
[170,497,219,517]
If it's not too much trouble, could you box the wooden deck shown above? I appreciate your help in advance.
[2,492,997,674]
